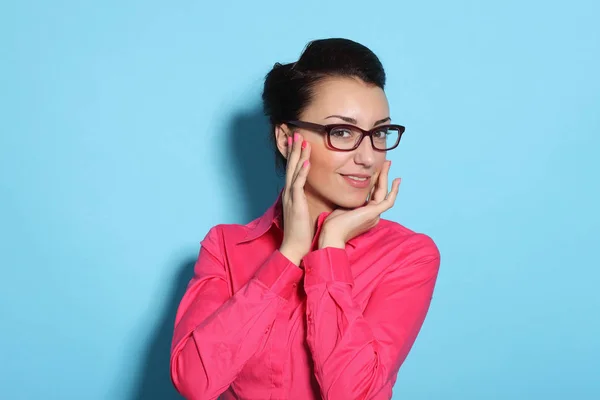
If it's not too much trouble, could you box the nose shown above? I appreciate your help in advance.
[353,136,376,167]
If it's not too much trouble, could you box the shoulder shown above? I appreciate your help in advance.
[375,218,441,263]
[199,217,262,251]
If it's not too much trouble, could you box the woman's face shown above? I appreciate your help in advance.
[282,76,390,210]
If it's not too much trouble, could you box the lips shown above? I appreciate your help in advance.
[341,174,371,188]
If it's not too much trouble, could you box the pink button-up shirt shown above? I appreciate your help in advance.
[170,192,441,400]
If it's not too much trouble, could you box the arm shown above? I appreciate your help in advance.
[302,234,441,400]
[170,225,303,400]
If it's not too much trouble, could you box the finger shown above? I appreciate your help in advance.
[293,157,310,198]
[292,140,311,184]
[373,160,391,203]
[285,132,303,190]
[282,135,292,200]
[284,135,292,187]
[366,184,376,204]
[386,177,401,199]
[368,171,380,204]
[379,177,401,211]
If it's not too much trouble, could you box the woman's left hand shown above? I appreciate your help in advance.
[318,160,401,249]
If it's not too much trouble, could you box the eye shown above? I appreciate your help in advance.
[330,128,353,138]
[373,129,389,139]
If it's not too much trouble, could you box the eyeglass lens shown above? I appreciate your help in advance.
[329,126,400,150]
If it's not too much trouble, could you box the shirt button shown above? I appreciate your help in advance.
[292,283,297,288]
[306,267,312,274]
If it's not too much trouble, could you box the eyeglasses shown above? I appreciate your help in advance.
[286,120,405,152]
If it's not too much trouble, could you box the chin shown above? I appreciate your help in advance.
[309,182,370,210]
[332,190,370,209]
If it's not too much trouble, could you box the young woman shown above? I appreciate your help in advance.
[170,38,441,400]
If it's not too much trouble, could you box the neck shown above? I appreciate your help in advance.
[305,186,336,229]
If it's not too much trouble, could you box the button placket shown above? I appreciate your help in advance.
[270,314,285,390]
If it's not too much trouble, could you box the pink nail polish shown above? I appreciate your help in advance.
[303,160,309,168]
[301,140,307,149]
[294,133,300,142]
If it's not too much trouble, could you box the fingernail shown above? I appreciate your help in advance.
[294,133,300,142]
[301,140,307,149]
[303,160,309,168]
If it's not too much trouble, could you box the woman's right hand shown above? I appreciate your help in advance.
[279,132,313,266]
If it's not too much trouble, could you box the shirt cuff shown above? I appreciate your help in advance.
[253,249,304,300]
[302,247,354,287]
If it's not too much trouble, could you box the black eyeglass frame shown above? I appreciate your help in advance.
[286,120,405,152]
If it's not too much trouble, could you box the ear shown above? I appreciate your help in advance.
[275,123,293,160]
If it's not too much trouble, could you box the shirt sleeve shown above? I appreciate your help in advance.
[301,234,441,400]
[170,225,304,400]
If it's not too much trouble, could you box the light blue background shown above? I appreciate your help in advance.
[1,1,598,399]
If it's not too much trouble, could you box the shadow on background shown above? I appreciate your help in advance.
[131,258,195,400]
[130,106,282,399]
[226,107,284,220]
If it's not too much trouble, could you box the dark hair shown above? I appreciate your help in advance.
[262,38,386,175]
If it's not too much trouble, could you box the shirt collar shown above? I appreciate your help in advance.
[236,189,284,245]
[236,189,359,248]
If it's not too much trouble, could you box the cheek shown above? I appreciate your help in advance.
[309,148,347,176]
[374,156,387,170]
[372,157,385,173]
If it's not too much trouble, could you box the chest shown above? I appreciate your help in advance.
[222,239,392,398]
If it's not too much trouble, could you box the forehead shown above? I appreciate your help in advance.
[301,76,389,126]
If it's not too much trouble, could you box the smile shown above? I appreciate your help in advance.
[341,174,371,188]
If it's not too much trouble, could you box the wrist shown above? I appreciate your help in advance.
[318,232,346,250]
[278,245,304,267]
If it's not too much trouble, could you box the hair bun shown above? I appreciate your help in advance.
[270,62,296,80]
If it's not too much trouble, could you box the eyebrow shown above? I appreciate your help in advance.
[325,114,391,127]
